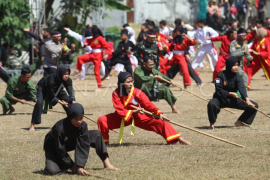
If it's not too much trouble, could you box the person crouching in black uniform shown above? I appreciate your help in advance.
[43,103,119,175]
[207,56,258,130]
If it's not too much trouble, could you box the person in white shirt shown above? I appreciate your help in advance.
[64,27,107,80]
[192,19,219,71]
[159,20,170,35]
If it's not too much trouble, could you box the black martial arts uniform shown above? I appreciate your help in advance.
[43,103,108,175]
[137,30,146,43]
[105,40,135,74]
[207,56,258,125]
[31,65,75,125]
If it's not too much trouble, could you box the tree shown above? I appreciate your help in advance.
[0,0,31,49]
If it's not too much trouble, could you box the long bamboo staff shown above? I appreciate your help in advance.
[238,98,270,118]
[131,105,244,148]
[160,78,236,114]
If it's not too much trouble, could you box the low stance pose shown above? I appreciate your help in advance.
[207,56,258,129]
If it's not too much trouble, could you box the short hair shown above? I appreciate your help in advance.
[145,19,150,23]
[237,28,247,34]
[159,20,166,26]
[256,19,264,25]
[43,28,51,34]
[142,23,148,28]
[51,30,61,36]
[225,21,232,26]
[197,19,206,24]
[122,23,129,28]
[2,43,9,49]
[21,66,31,75]
[121,29,128,35]
[148,21,155,27]
[174,19,182,25]
[225,28,237,36]
[153,26,159,34]
[146,29,156,36]
[143,55,154,63]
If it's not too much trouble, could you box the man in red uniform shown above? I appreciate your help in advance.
[153,27,171,75]
[205,28,237,81]
[246,28,270,89]
[77,26,112,91]
[98,72,191,145]
[165,25,197,88]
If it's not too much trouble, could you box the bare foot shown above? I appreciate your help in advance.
[171,104,180,114]
[234,120,245,127]
[208,123,214,130]
[8,106,15,115]
[178,137,192,145]
[103,164,120,171]
[29,125,35,131]
[74,78,81,81]
[101,74,109,81]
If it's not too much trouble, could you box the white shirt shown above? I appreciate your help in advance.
[126,26,136,44]
[193,27,219,45]
[67,30,92,53]
[160,26,170,35]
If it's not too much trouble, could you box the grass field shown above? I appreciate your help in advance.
[0,68,270,180]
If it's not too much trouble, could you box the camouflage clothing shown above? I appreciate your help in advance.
[6,55,22,70]
[135,39,166,68]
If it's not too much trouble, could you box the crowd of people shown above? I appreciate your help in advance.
[1,15,270,175]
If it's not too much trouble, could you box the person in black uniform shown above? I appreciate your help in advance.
[104,29,135,75]
[0,66,10,83]
[29,64,75,131]
[207,56,258,130]
[43,103,119,175]
[137,23,148,44]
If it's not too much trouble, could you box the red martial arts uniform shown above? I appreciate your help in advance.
[246,29,270,41]
[76,36,112,88]
[156,35,171,75]
[211,35,235,81]
[98,87,181,144]
[245,37,270,89]
[166,38,197,86]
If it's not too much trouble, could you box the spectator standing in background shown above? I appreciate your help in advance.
[258,0,265,20]
[159,20,169,35]
[199,0,208,20]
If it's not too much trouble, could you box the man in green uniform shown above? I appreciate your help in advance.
[135,29,167,69]
[134,55,179,113]
[5,50,22,70]
[0,67,37,114]
[230,28,253,87]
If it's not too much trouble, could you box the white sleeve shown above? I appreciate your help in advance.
[209,27,219,37]
[67,30,83,42]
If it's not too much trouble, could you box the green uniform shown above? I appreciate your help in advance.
[6,55,22,70]
[135,39,166,69]
[134,66,177,105]
[0,76,37,114]
[229,40,251,86]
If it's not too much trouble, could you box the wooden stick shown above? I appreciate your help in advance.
[26,102,118,133]
[161,78,236,114]
[239,98,270,119]
[131,105,244,148]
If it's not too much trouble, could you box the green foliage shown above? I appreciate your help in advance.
[106,26,121,33]
[0,0,31,49]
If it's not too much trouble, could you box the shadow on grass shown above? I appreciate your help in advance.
[195,126,235,129]
[33,169,112,179]
[21,127,51,131]
[0,113,32,116]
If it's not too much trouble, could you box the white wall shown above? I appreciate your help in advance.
[134,0,198,25]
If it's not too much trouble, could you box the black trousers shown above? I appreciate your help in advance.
[0,67,10,83]
[44,130,108,175]
[104,56,133,75]
[44,67,57,78]
[167,59,202,85]
[31,87,69,124]
[207,97,258,125]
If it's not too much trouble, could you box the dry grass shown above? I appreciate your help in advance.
[0,68,270,180]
